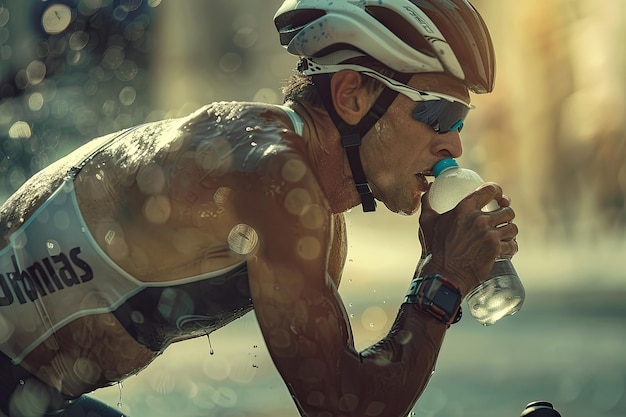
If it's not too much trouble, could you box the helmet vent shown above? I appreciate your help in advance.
[365,6,436,59]
[274,9,326,46]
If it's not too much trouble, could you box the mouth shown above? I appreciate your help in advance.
[415,172,431,191]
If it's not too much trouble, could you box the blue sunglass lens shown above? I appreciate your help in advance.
[449,119,464,132]
[411,99,469,133]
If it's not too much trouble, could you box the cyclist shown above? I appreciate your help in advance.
[0,1,518,416]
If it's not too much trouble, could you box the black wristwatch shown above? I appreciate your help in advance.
[404,274,462,326]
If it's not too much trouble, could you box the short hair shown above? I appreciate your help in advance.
[282,55,398,108]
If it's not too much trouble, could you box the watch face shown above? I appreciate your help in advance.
[422,275,461,322]
[433,286,461,310]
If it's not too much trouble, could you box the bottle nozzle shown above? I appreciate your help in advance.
[433,158,458,178]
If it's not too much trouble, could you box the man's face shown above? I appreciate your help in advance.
[360,73,470,215]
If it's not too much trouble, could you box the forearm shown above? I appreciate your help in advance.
[276,283,449,417]
[357,303,448,417]
[353,250,468,416]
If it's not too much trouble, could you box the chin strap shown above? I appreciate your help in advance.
[310,70,411,212]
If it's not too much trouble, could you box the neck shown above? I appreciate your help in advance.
[289,101,362,214]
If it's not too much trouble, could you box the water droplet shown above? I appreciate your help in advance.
[119,85,137,106]
[105,230,116,245]
[53,210,70,230]
[130,310,144,324]
[361,306,388,332]
[227,224,258,255]
[213,187,231,206]
[281,159,307,183]
[117,381,123,408]
[143,195,171,224]
[284,188,312,216]
[46,240,61,256]
[42,4,72,35]
[207,333,214,355]
[296,236,321,260]
[8,121,31,139]
[69,31,89,51]
[219,52,242,73]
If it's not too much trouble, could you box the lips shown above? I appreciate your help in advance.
[415,173,430,191]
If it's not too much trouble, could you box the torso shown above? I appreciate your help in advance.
[0,102,347,396]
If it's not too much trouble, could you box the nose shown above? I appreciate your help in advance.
[432,130,463,158]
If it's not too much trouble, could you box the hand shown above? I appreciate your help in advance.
[418,182,519,296]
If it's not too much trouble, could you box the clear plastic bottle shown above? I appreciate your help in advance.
[428,158,524,325]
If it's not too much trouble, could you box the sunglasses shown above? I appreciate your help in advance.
[302,60,474,133]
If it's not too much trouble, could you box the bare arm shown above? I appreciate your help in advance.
[232,150,512,417]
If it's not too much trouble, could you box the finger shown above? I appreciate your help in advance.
[500,237,519,257]
[460,182,503,211]
[418,191,436,250]
[491,206,516,226]
[420,188,436,214]
[500,194,512,207]
[418,225,429,252]
[496,221,519,241]
[419,189,438,223]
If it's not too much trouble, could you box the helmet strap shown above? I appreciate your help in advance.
[312,72,411,212]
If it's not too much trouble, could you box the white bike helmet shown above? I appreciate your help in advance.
[274,0,495,212]
[274,0,495,94]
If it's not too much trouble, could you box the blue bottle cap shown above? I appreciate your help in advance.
[433,158,458,178]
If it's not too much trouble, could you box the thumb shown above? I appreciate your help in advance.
[420,188,438,219]
[419,189,437,252]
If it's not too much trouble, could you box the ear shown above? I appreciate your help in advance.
[330,70,374,126]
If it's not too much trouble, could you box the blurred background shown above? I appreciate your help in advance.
[0,1,624,416]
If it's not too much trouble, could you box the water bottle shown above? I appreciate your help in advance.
[428,158,524,325]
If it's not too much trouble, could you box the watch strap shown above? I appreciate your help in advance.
[405,274,462,326]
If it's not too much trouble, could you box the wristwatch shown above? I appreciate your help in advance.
[404,274,462,326]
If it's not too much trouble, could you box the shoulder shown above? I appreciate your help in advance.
[154,102,332,245]
[178,101,297,141]
[157,101,302,175]
[163,101,314,199]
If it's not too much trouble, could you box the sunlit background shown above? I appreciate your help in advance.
[0,1,624,416]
